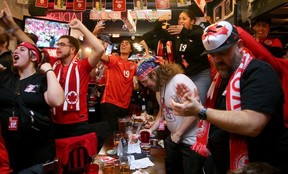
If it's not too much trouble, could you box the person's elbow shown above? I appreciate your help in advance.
[246,113,270,137]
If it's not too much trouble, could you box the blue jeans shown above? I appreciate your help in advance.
[190,69,211,104]
[164,136,205,174]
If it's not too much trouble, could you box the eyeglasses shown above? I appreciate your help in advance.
[56,42,72,47]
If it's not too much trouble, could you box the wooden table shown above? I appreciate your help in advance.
[95,133,166,174]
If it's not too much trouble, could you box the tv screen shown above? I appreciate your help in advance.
[23,16,70,48]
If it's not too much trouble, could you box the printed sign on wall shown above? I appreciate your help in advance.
[113,0,126,12]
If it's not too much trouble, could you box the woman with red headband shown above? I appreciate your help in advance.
[0,2,65,172]
[0,41,64,173]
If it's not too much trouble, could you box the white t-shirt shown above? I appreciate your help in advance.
[160,74,198,145]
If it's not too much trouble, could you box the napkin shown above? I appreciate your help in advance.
[132,169,149,174]
[128,142,141,154]
[130,157,154,170]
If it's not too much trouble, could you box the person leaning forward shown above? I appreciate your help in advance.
[170,21,288,174]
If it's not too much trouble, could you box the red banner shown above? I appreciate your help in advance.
[73,0,86,11]
[113,0,126,12]
[35,0,48,8]
[155,0,170,9]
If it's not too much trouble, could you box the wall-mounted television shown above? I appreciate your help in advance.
[23,16,70,48]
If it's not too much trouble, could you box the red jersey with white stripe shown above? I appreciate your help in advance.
[51,58,93,124]
[101,55,137,108]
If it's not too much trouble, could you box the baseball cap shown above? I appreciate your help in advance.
[137,56,160,81]
[97,34,111,44]
[201,21,240,55]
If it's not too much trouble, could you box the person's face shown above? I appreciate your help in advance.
[120,40,132,55]
[56,38,74,59]
[12,46,34,69]
[208,40,243,78]
[253,22,270,39]
[139,71,160,92]
[178,12,194,29]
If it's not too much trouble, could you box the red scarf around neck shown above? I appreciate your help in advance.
[53,57,80,112]
[192,50,253,170]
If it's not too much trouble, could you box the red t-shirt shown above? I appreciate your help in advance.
[101,55,137,108]
[259,37,283,48]
[51,58,93,124]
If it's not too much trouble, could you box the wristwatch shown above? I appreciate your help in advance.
[198,108,207,120]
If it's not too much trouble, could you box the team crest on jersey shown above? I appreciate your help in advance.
[66,91,78,104]
[264,39,272,46]
[24,84,39,93]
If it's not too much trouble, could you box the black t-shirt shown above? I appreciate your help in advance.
[208,59,288,173]
[0,70,54,172]
[141,22,210,77]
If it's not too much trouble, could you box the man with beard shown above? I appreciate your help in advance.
[137,57,205,174]
[170,21,288,173]
[50,19,104,138]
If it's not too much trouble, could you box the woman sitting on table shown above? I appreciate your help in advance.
[0,2,65,173]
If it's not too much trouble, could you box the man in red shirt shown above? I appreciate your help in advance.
[100,39,137,133]
[50,19,104,138]
[253,18,284,58]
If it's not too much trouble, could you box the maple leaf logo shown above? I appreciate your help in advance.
[66,91,78,104]
[202,24,229,44]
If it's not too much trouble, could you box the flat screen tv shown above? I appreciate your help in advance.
[23,16,70,48]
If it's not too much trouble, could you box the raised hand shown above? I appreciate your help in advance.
[0,1,14,26]
[68,19,84,30]
[93,20,105,35]
[167,25,184,35]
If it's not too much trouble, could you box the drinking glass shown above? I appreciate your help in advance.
[113,131,121,149]
[119,155,130,174]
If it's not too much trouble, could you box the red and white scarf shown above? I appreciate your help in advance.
[192,50,253,170]
[53,57,80,111]
[157,40,174,63]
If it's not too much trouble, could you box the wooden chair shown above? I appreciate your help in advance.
[42,158,59,174]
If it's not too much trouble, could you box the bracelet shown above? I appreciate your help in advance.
[8,26,20,34]
[45,69,54,75]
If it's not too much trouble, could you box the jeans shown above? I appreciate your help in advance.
[190,69,211,104]
[165,135,205,174]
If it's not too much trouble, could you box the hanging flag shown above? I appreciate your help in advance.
[133,0,147,10]
[73,0,86,11]
[113,0,126,12]
[93,0,106,11]
[155,0,170,9]
[177,0,191,7]
[54,0,67,10]
[35,0,48,8]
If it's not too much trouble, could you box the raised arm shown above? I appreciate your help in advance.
[40,63,65,107]
[0,1,34,44]
[69,19,104,67]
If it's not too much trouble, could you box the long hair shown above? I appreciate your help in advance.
[155,63,184,84]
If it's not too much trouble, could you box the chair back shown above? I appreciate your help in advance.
[63,146,91,174]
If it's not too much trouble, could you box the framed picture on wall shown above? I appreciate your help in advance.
[224,0,234,18]
[214,4,223,22]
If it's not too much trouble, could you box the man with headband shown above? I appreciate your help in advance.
[170,21,288,173]
[137,57,205,174]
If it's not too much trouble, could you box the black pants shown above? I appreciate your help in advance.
[100,103,128,133]
[165,135,205,174]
